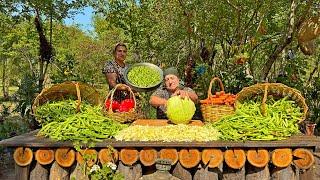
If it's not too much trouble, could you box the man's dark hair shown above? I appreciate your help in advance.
[113,42,127,54]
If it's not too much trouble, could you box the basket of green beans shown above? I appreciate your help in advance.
[236,83,308,123]
[124,63,163,92]
[32,81,102,124]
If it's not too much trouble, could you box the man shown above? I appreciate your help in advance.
[149,67,198,119]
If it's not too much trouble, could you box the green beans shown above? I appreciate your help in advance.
[37,100,128,149]
[206,97,302,141]
[127,66,161,87]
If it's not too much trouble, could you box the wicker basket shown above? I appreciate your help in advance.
[103,84,140,123]
[32,81,102,123]
[200,77,235,122]
[236,83,308,123]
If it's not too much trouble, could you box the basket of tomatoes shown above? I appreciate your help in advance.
[103,84,141,123]
[200,77,236,122]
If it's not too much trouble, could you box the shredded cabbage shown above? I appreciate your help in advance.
[166,96,196,124]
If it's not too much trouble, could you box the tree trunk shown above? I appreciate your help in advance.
[261,0,297,80]
[34,9,53,91]
[246,164,270,180]
[15,163,30,180]
[70,162,89,180]
[194,163,223,180]
[30,162,49,180]
[222,165,245,180]
[2,58,9,100]
[270,165,296,180]
[172,162,192,180]
[49,161,69,180]
[117,161,142,180]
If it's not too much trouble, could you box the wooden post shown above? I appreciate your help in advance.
[270,165,296,180]
[30,162,49,180]
[309,152,320,180]
[172,162,192,180]
[15,163,30,180]
[222,165,245,180]
[117,161,142,180]
[49,161,69,180]
[70,162,89,180]
[194,163,223,180]
[245,163,270,180]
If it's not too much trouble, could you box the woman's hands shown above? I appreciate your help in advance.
[172,89,189,99]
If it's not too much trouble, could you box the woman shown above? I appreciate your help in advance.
[102,43,130,100]
[149,67,198,119]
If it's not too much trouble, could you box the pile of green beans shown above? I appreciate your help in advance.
[127,66,161,87]
[206,97,302,141]
[35,99,96,125]
[37,100,128,148]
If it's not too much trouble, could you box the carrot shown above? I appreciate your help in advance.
[293,148,314,169]
[159,148,178,165]
[99,148,119,165]
[14,147,33,166]
[247,148,270,168]
[119,148,139,166]
[35,148,54,165]
[224,148,246,169]
[202,148,223,168]
[271,148,292,168]
[179,149,201,168]
[55,148,75,168]
[200,99,211,104]
[139,148,158,166]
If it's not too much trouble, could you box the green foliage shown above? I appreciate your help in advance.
[0,118,29,140]
[304,78,320,125]
[88,164,124,180]
[138,92,156,119]
[15,73,39,128]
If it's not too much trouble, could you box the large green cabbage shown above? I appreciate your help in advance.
[166,96,196,124]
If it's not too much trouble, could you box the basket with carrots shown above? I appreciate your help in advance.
[200,77,236,122]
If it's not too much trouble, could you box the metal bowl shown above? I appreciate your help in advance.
[124,63,163,92]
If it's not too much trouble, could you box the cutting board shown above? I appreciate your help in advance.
[132,119,204,126]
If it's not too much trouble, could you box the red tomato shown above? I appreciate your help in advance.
[118,105,130,112]
[105,99,120,111]
[119,99,135,112]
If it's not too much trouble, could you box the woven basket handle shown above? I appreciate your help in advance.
[105,84,137,113]
[75,82,82,113]
[207,77,225,98]
[261,84,268,117]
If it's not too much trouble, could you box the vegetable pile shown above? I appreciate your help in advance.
[37,100,128,146]
[127,65,161,87]
[206,97,302,141]
[105,98,134,112]
[200,91,236,106]
[115,124,220,142]
[166,96,196,124]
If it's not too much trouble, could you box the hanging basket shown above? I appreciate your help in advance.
[236,83,308,123]
[32,81,102,123]
[297,16,320,43]
[103,84,141,123]
[200,77,235,122]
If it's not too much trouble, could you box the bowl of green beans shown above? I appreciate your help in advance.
[124,63,163,92]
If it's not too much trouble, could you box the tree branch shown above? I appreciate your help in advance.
[261,0,297,80]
